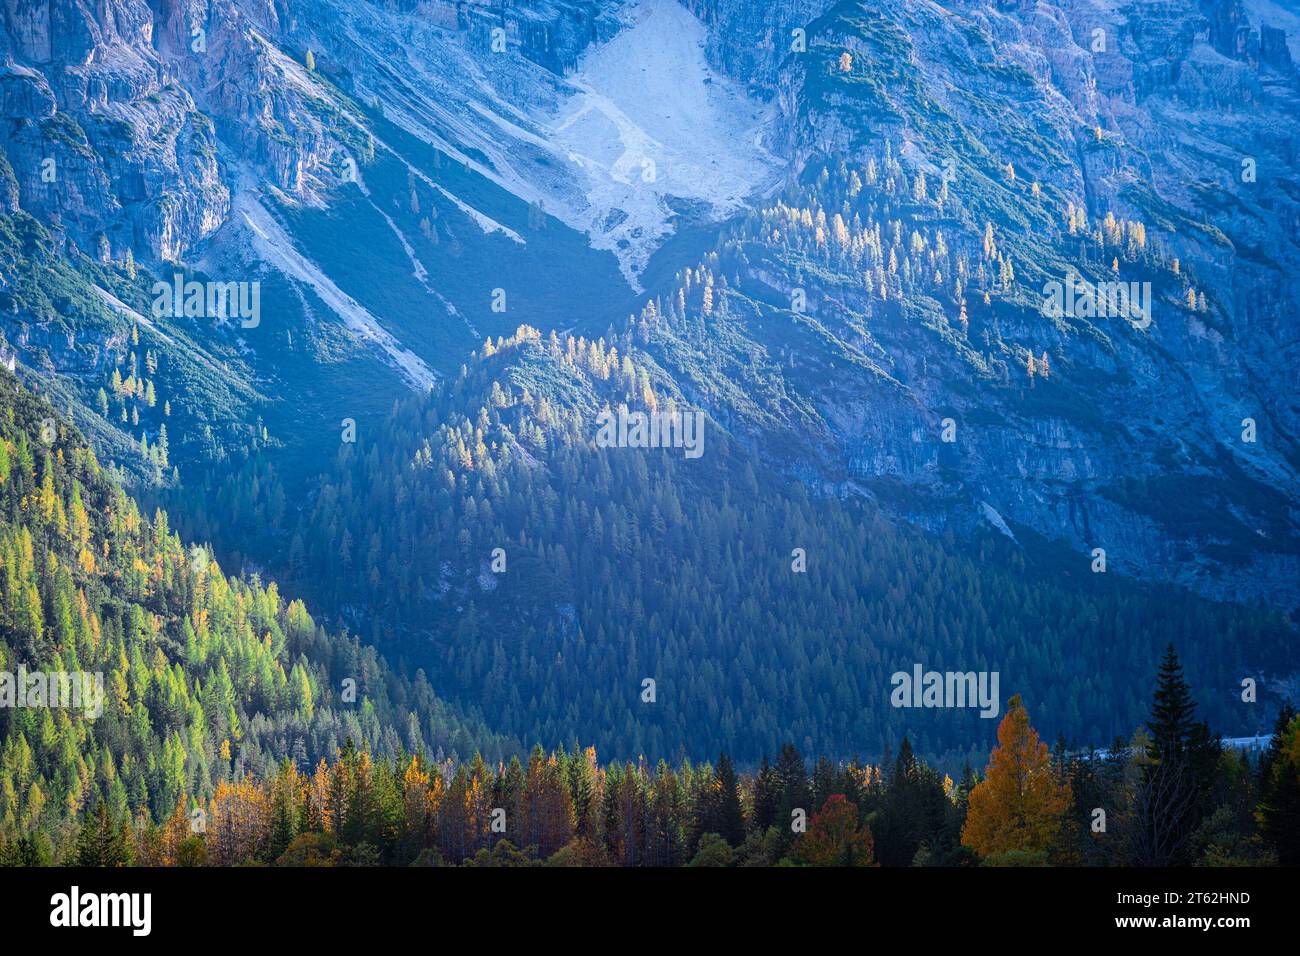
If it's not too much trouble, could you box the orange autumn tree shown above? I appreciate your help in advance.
[961,695,1072,862]
[795,794,876,866]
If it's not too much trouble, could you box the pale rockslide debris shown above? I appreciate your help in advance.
[548,0,782,287]
[291,0,776,290]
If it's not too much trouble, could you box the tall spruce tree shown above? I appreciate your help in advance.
[1147,644,1196,760]
[1133,645,1219,865]
[774,743,810,836]
[716,753,745,846]
[752,756,778,833]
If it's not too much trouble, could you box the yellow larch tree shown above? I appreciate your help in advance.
[961,695,1072,860]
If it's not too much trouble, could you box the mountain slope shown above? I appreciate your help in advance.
[6,0,1298,605]
[2,0,1298,772]
[660,0,1300,604]
[274,326,1294,762]
[0,368,511,848]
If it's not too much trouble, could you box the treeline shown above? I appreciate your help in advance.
[0,372,511,851]
[7,646,1297,867]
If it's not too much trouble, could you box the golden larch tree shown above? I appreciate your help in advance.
[961,695,1072,860]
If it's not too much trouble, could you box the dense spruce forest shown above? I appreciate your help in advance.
[3,371,1296,868]
[129,145,1294,766]
[148,323,1291,764]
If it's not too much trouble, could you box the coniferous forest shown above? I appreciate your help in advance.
[2,368,1297,870]
[1,3,1299,939]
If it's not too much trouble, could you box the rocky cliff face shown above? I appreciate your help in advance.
[2,0,1297,608]
[362,0,611,73]
[0,0,227,259]
[0,0,612,263]
[634,0,1300,606]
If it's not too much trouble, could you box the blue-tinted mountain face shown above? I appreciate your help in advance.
[2,0,1298,760]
